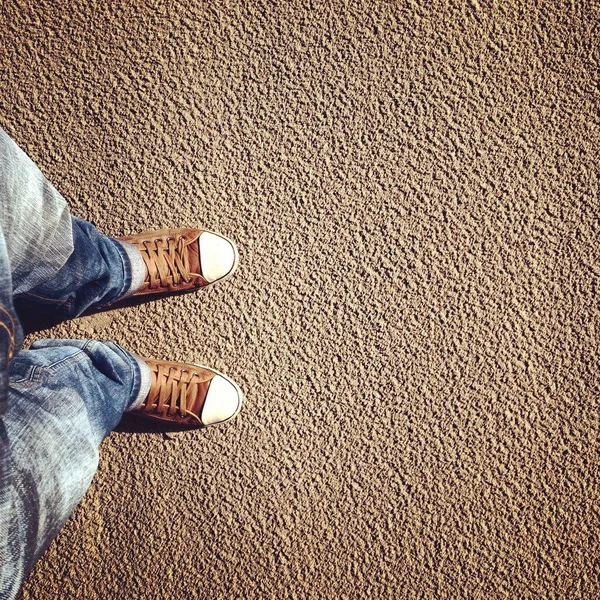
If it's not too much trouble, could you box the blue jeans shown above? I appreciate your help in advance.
[0,129,150,599]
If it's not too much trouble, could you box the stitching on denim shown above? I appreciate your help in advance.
[19,290,66,304]
[0,304,16,349]
[115,240,132,299]
[18,351,88,385]
[0,304,16,332]
[44,351,88,375]
[0,318,15,359]
[97,241,130,308]
[125,347,138,406]
[9,380,37,390]
[81,340,95,359]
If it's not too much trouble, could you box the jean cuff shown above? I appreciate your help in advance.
[115,240,146,297]
[127,354,152,410]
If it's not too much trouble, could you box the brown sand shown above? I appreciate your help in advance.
[1,0,599,598]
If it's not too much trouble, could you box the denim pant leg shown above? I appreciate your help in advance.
[0,230,21,600]
[15,216,146,321]
[0,127,145,318]
[0,129,151,598]
[2,340,149,598]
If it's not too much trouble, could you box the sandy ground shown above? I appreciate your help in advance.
[1,0,599,598]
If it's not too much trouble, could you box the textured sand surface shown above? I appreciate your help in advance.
[1,0,599,598]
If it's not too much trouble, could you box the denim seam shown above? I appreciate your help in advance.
[44,351,88,374]
[96,239,132,308]
[116,343,142,410]
[18,290,65,304]
[0,305,15,358]
[0,304,16,333]
[9,380,37,389]
[129,352,139,407]
[27,352,89,384]
[0,321,14,359]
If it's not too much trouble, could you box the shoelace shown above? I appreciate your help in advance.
[143,363,209,424]
[140,236,200,289]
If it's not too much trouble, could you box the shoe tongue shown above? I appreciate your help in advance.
[186,238,202,275]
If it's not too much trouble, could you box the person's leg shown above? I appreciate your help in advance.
[0,127,146,321]
[1,127,237,323]
[0,127,147,598]
[0,232,20,600]
[0,127,242,599]
[1,338,243,598]
[1,339,150,598]
[14,216,146,320]
[0,128,75,297]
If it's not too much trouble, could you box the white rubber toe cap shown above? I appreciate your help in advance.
[199,232,238,283]
[201,375,243,425]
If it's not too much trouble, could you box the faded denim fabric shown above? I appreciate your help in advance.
[0,129,150,599]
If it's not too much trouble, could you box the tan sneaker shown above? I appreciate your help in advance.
[133,358,243,427]
[119,228,238,297]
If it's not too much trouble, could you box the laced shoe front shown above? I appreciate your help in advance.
[134,358,243,427]
[119,228,238,297]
